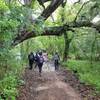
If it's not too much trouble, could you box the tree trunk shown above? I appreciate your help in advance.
[63,32,69,61]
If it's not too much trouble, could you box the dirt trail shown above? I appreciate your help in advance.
[17,62,82,100]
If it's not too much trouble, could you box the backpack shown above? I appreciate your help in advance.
[34,55,38,62]
[39,56,44,63]
[29,54,34,60]
[54,54,59,60]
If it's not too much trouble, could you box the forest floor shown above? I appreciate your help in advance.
[17,62,100,100]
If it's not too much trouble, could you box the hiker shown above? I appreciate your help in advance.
[28,52,34,70]
[43,50,48,62]
[53,52,60,70]
[37,51,44,76]
[34,52,39,68]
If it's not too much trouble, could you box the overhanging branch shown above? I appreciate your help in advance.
[13,20,100,46]
[13,26,66,46]
[12,0,64,45]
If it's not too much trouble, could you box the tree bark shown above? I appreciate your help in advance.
[13,20,100,46]
[63,32,69,61]
[63,32,74,61]
[13,26,66,45]
[40,0,64,20]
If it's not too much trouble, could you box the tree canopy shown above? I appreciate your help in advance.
[0,0,100,46]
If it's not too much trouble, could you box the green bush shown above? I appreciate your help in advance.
[62,60,100,91]
[0,73,18,99]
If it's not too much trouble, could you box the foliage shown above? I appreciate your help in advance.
[0,0,100,99]
[63,60,100,91]
[70,28,100,60]
[0,74,18,100]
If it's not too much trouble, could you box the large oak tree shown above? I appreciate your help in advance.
[12,0,100,45]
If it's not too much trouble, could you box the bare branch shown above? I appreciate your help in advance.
[18,0,24,5]
[73,0,81,5]
[40,0,64,20]
[37,0,45,9]
[37,0,51,3]
[50,14,55,22]
[73,1,90,23]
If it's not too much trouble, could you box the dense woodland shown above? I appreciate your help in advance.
[0,0,100,99]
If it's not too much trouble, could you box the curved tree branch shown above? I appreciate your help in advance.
[13,0,64,45]
[13,20,100,46]
[13,26,66,46]
[12,0,100,46]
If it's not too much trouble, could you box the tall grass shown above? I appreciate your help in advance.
[63,60,100,91]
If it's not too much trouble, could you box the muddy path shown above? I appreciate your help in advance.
[17,62,100,100]
[17,62,81,100]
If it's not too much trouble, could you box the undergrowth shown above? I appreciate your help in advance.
[62,60,100,92]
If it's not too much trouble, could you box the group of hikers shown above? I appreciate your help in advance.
[28,50,60,76]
